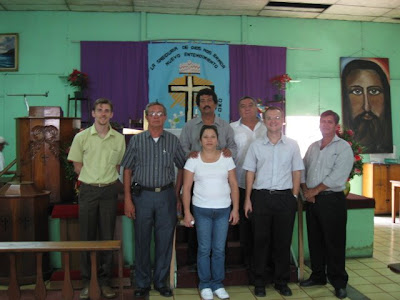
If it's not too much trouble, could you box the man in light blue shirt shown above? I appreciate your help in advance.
[300,110,353,299]
[243,106,304,297]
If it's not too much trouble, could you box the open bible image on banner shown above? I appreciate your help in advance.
[148,43,230,128]
[340,57,393,154]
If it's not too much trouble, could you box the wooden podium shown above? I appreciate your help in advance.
[16,106,81,203]
[0,182,50,284]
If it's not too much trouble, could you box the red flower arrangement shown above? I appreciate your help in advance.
[67,69,88,90]
[270,73,292,91]
[336,125,365,181]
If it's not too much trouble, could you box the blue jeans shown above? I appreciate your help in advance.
[193,205,230,291]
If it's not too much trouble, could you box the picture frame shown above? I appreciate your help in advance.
[0,33,19,72]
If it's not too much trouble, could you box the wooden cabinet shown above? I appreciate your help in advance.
[362,163,400,214]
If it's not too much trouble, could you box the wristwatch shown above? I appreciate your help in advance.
[293,194,298,199]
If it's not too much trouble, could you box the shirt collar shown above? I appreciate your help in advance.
[263,133,287,145]
[194,115,223,126]
[90,125,114,138]
[237,118,263,127]
[144,130,165,139]
[318,134,340,147]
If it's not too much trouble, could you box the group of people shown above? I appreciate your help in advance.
[67,88,353,300]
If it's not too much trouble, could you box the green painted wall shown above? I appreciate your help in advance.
[1,11,399,192]
[292,208,375,262]
[1,11,398,266]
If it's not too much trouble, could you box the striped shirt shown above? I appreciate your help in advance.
[121,130,186,188]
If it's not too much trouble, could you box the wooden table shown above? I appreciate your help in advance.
[391,180,400,223]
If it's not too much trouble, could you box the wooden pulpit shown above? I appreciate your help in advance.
[0,182,50,284]
[16,106,81,203]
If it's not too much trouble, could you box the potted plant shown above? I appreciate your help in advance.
[336,125,365,195]
[270,73,291,101]
[67,69,88,98]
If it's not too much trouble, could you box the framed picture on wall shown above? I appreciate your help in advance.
[0,33,19,72]
[340,57,393,154]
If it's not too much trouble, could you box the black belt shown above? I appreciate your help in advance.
[261,189,291,195]
[142,182,174,193]
[318,190,336,195]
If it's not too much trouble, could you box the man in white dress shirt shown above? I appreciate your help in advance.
[230,96,266,281]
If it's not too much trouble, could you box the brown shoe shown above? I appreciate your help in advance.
[101,285,116,299]
[79,287,89,300]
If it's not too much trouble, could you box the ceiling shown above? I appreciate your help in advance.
[1,0,400,24]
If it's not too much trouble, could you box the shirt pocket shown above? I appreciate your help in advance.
[161,149,173,169]
[234,133,247,148]
[109,149,120,165]
[325,153,337,170]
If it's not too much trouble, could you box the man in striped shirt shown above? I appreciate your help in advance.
[121,102,186,298]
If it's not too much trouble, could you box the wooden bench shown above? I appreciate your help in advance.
[0,240,123,300]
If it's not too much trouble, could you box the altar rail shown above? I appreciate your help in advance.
[0,240,123,300]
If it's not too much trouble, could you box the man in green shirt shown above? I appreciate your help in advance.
[68,98,125,299]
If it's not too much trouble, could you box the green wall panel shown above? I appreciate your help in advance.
[1,10,400,193]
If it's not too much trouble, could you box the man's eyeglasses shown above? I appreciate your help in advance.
[266,116,282,121]
[148,111,164,117]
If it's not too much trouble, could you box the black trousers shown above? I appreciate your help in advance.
[239,187,253,268]
[250,189,297,287]
[78,182,119,286]
[305,192,348,289]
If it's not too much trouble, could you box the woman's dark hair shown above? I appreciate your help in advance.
[199,125,219,140]
[196,88,218,106]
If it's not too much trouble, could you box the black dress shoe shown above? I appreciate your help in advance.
[155,286,173,297]
[134,287,150,298]
[300,278,327,287]
[274,284,292,296]
[335,288,347,299]
[254,286,266,297]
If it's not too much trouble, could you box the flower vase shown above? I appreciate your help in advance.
[343,181,351,197]
[273,93,284,101]
[74,90,84,99]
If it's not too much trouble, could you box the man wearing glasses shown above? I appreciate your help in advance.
[243,106,304,298]
[121,102,186,298]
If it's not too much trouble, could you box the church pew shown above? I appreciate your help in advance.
[0,240,123,300]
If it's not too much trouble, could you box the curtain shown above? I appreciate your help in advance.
[81,41,149,126]
[81,42,286,125]
[229,45,286,121]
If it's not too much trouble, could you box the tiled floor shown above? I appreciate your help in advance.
[1,216,400,299]
[164,216,400,300]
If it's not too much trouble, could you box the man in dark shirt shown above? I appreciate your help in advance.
[121,102,186,298]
